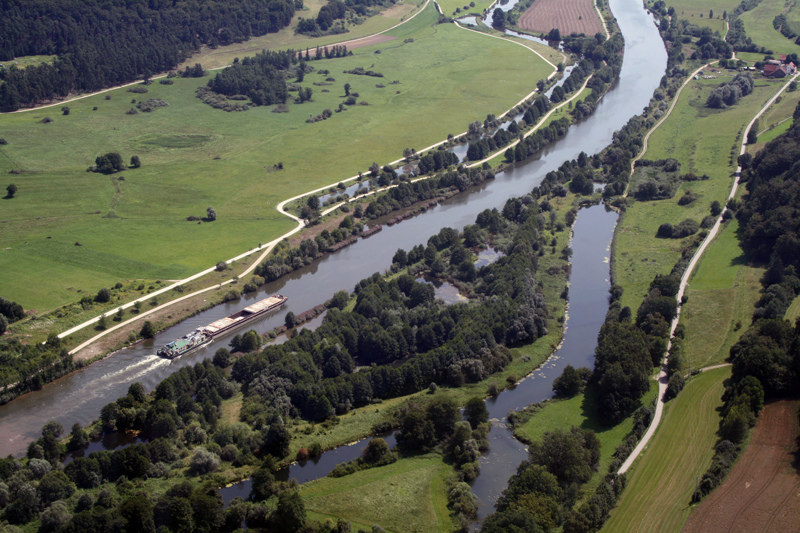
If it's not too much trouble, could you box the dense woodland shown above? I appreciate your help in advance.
[0,0,297,110]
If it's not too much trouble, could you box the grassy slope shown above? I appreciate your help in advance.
[786,294,800,322]
[680,219,763,368]
[0,3,552,311]
[613,76,780,312]
[300,454,455,533]
[740,0,800,56]
[659,0,731,33]
[182,0,421,70]
[601,366,730,533]
[515,383,659,495]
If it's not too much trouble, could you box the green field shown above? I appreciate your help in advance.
[740,0,800,56]
[680,219,763,368]
[602,366,731,533]
[613,76,781,311]
[0,2,552,312]
[786,294,800,322]
[185,0,423,70]
[300,454,454,533]
[0,54,57,71]
[515,383,658,494]
[659,0,732,33]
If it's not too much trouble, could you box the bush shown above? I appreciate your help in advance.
[216,261,227,271]
[664,372,685,400]
[95,287,111,303]
[190,447,220,475]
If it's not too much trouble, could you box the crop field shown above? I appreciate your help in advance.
[655,0,729,33]
[517,0,604,36]
[602,366,731,533]
[680,219,763,369]
[0,2,552,312]
[683,399,800,533]
[740,0,800,56]
[300,454,454,533]
[613,75,781,312]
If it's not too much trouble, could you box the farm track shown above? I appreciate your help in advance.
[682,400,800,533]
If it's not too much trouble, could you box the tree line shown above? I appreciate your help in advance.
[0,0,297,111]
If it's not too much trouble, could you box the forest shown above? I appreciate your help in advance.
[0,0,297,110]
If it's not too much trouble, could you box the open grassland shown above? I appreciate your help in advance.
[786,294,800,322]
[656,0,729,33]
[518,0,604,36]
[0,2,552,312]
[182,0,422,70]
[740,0,800,56]
[515,383,658,494]
[683,399,800,533]
[438,0,496,18]
[0,55,58,70]
[601,366,731,533]
[300,454,454,533]
[613,75,780,311]
[747,87,800,149]
[680,219,763,368]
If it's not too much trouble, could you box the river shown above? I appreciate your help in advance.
[0,0,665,518]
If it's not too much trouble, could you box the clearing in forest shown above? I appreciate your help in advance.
[683,399,800,533]
[517,0,603,37]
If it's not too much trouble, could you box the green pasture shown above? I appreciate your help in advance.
[602,366,730,533]
[613,76,780,311]
[0,2,552,311]
[515,382,658,495]
[439,0,496,18]
[184,0,422,70]
[0,55,57,71]
[300,454,454,533]
[660,0,731,33]
[680,219,763,368]
[740,0,800,56]
[786,294,800,322]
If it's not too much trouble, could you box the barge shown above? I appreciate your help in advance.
[157,294,288,359]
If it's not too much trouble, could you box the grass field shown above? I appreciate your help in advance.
[680,219,763,369]
[0,2,552,312]
[300,454,454,533]
[740,0,800,56]
[601,366,731,533]
[515,383,658,495]
[182,0,423,70]
[654,0,729,33]
[613,75,781,311]
[785,294,800,322]
[0,55,58,70]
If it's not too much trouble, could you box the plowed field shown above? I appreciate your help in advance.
[683,400,800,533]
[518,0,603,36]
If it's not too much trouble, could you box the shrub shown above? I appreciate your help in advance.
[216,261,227,271]
[190,447,220,475]
[159,79,174,85]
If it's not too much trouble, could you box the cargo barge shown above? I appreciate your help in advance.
[157,294,288,359]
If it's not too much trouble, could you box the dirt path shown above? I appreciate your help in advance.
[683,400,800,533]
[618,71,800,475]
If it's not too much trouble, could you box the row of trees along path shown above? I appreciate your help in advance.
[618,71,800,474]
